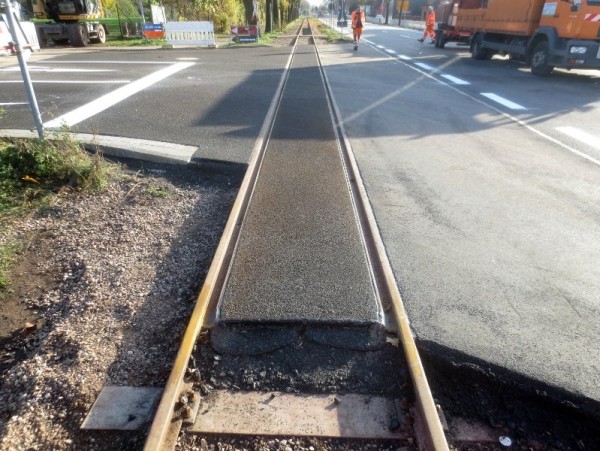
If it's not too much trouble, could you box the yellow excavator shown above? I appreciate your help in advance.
[26,0,107,47]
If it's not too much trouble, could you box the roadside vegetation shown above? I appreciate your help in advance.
[0,132,117,289]
[310,18,351,43]
[99,0,300,35]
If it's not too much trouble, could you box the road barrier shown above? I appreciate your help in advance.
[0,17,40,56]
[165,21,216,48]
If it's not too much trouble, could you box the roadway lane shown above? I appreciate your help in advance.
[319,34,600,413]
[0,47,291,164]
[357,23,600,162]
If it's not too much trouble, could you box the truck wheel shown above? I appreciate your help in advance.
[530,41,554,76]
[435,31,445,48]
[91,25,106,44]
[471,34,489,60]
[35,27,48,48]
[68,23,90,47]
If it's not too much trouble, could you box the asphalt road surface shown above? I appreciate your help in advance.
[1,31,599,415]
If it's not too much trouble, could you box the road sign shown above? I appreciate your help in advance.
[230,25,258,43]
[397,0,410,12]
[142,23,165,39]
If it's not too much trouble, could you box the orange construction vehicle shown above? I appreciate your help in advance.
[433,1,470,48]
[434,0,600,75]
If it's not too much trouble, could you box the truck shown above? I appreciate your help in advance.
[26,0,107,47]
[434,0,600,75]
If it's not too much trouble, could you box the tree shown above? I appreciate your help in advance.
[103,0,140,18]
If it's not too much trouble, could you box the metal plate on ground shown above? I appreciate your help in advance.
[81,386,163,430]
[191,391,408,439]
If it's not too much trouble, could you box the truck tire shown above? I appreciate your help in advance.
[35,26,48,48]
[471,34,490,60]
[435,31,446,49]
[68,23,90,47]
[530,41,554,76]
[91,25,106,44]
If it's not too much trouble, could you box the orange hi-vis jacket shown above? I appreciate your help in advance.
[352,10,365,28]
[425,11,435,30]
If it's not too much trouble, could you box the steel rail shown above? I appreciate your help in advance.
[143,22,306,451]
[145,17,448,451]
[313,25,450,451]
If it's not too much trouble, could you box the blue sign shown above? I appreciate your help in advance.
[142,23,164,31]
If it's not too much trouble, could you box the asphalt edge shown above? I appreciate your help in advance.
[418,339,600,421]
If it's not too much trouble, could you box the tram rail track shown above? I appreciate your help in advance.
[143,19,449,451]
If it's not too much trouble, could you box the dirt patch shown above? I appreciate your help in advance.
[0,222,62,362]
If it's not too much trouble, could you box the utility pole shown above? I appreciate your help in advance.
[399,0,406,27]
[2,0,44,139]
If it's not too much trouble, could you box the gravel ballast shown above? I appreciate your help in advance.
[0,159,239,450]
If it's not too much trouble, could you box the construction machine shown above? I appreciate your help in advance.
[26,0,107,47]
[434,0,600,75]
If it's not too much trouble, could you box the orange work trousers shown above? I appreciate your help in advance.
[353,26,363,41]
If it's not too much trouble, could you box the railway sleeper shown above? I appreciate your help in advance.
[184,324,415,440]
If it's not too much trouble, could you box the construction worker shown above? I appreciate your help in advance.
[418,6,436,44]
[351,5,365,50]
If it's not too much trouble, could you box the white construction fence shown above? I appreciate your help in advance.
[165,21,216,48]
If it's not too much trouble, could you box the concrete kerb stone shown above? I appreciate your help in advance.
[0,129,198,166]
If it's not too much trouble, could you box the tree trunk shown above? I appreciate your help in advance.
[273,0,280,30]
[265,0,273,32]
[242,0,256,24]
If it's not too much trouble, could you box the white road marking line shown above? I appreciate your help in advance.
[480,93,526,110]
[415,62,434,71]
[44,62,194,129]
[556,126,600,151]
[376,44,385,49]
[441,74,470,85]
[384,49,396,54]
[399,34,412,38]
[0,102,28,106]
[177,57,198,61]
[398,54,412,60]
[0,80,131,84]
[0,66,116,73]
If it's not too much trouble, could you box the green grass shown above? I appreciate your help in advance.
[0,241,20,289]
[103,36,166,46]
[312,19,351,42]
[146,185,170,198]
[0,133,116,217]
